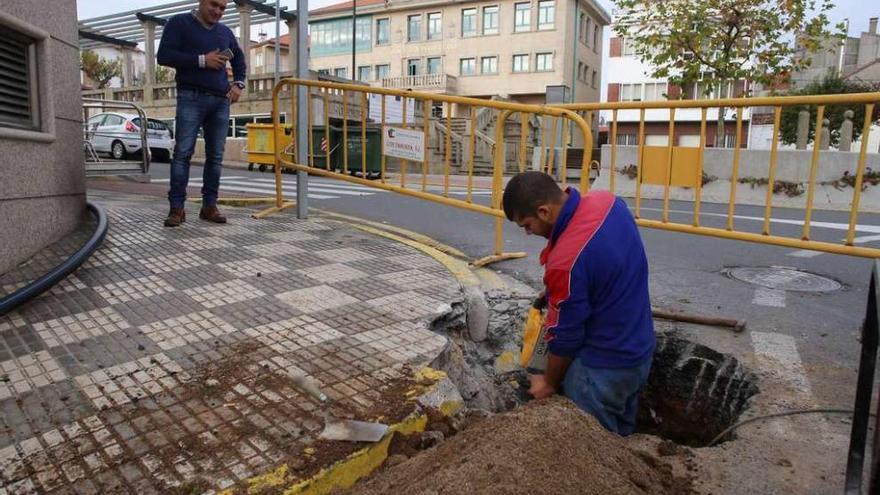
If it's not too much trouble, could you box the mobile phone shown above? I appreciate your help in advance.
[220,48,234,59]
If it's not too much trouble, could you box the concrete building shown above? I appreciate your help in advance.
[603,13,751,149]
[81,45,147,88]
[0,1,86,274]
[792,16,880,88]
[305,0,610,115]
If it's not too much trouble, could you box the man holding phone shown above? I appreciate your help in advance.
[157,0,246,227]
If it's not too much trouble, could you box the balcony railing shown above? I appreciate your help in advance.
[381,74,457,93]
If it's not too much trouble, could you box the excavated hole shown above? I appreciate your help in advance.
[428,290,759,448]
[636,333,759,447]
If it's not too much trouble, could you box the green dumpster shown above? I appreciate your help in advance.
[343,125,383,178]
[309,125,341,171]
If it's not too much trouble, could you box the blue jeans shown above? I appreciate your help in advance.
[168,89,230,208]
[563,356,652,436]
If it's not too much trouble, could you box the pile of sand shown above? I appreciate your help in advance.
[344,396,693,495]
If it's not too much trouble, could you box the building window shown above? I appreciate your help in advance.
[483,6,499,35]
[375,64,390,79]
[407,14,421,41]
[579,13,587,43]
[622,37,636,56]
[357,65,371,81]
[461,8,477,37]
[514,3,531,32]
[317,68,331,75]
[310,17,372,57]
[427,12,442,40]
[593,24,599,49]
[0,25,39,131]
[481,56,498,74]
[617,134,637,146]
[334,67,348,78]
[577,62,583,81]
[407,58,420,76]
[254,51,264,68]
[537,0,554,30]
[620,83,640,102]
[376,18,390,45]
[460,57,476,76]
[591,70,597,88]
[536,52,553,71]
[427,57,442,74]
[512,54,529,72]
[644,82,667,101]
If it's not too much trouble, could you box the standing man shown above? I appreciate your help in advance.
[503,172,655,436]
[157,0,246,227]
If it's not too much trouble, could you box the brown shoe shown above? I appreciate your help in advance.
[164,207,186,227]
[199,205,227,224]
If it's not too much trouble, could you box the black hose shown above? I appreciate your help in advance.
[706,408,875,447]
[0,202,109,315]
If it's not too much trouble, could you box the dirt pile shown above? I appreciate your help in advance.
[344,397,694,495]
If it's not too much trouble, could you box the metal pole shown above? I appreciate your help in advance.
[274,0,280,85]
[352,0,357,79]
[296,0,309,218]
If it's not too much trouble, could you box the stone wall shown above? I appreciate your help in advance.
[0,1,86,274]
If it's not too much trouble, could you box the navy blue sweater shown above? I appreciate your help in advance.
[157,13,246,96]
[540,189,655,368]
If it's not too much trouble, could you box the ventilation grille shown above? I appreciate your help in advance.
[0,26,34,129]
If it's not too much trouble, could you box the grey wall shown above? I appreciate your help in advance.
[0,0,86,274]
[600,145,880,183]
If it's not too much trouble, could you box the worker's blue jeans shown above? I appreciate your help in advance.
[563,356,652,436]
[168,89,230,208]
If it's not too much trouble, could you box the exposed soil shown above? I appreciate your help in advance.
[342,396,694,495]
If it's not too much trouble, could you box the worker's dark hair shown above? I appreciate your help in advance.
[502,171,564,221]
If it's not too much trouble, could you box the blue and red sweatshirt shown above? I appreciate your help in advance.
[157,13,246,96]
[541,188,655,368]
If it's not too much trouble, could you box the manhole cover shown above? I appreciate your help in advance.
[726,266,841,292]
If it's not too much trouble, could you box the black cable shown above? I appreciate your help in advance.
[707,408,874,447]
[0,202,109,315]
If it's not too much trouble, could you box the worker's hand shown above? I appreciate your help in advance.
[533,291,547,311]
[528,374,555,400]
[227,85,242,103]
[204,49,228,70]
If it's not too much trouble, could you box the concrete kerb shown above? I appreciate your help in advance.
[223,367,464,495]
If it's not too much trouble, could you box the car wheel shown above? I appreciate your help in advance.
[151,149,170,162]
[111,140,126,160]
[248,163,254,171]
[258,164,267,172]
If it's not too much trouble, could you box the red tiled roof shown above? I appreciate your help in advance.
[311,0,387,15]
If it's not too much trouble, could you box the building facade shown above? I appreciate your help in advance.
[303,0,610,115]
[1,1,86,274]
[604,14,751,149]
[792,16,880,88]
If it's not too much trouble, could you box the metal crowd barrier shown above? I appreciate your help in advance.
[559,93,880,258]
[260,78,593,266]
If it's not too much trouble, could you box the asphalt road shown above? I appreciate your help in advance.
[146,161,880,409]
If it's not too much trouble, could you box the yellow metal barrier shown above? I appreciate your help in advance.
[258,78,593,266]
[558,93,880,258]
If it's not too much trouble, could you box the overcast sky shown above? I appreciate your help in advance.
[77,0,872,39]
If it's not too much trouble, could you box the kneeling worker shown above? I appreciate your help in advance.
[503,171,655,435]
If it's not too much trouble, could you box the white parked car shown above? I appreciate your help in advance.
[85,112,174,162]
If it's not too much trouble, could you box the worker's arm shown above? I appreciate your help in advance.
[530,266,591,398]
[157,17,199,69]
[229,34,247,84]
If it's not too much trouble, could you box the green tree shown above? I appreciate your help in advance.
[614,0,843,147]
[155,65,176,84]
[80,50,121,89]
[779,73,880,146]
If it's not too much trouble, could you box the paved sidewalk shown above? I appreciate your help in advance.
[0,191,458,494]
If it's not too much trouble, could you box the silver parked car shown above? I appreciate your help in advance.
[85,112,175,162]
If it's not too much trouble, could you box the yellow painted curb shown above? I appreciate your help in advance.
[230,367,461,495]
[315,210,467,259]
[339,222,481,289]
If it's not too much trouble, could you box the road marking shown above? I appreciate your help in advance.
[786,234,880,257]
[638,206,880,234]
[152,176,245,183]
[219,179,373,196]
[751,287,786,307]
[188,181,338,200]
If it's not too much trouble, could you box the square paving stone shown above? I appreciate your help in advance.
[111,291,204,328]
[209,297,303,331]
